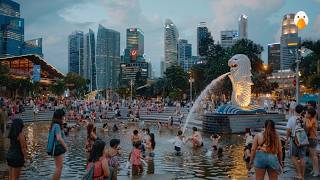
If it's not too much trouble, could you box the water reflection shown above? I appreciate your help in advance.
[0,122,251,179]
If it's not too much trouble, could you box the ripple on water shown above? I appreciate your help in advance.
[0,122,259,179]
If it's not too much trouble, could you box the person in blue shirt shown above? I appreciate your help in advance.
[47,109,67,180]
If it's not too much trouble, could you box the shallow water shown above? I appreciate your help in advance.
[0,122,301,179]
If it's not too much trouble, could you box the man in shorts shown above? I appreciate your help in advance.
[286,104,306,179]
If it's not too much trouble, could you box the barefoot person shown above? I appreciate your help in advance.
[187,127,203,147]
[6,118,27,180]
[210,134,221,151]
[249,120,283,180]
[305,107,319,177]
[173,130,185,156]
[47,109,68,180]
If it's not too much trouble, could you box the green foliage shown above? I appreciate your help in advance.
[168,88,184,101]
[64,72,88,97]
[164,65,189,91]
[115,87,131,98]
[49,80,65,96]
[299,40,320,91]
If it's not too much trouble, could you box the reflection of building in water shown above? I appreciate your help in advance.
[267,70,296,97]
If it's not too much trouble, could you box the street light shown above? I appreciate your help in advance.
[290,47,306,104]
[189,77,194,102]
[263,64,268,71]
[130,79,134,103]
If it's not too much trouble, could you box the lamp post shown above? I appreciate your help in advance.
[130,79,134,103]
[295,50,301,104]
[189,78,194,102]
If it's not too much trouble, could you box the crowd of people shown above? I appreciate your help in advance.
[1,96,319,180]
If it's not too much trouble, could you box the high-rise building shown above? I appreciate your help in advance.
[125,28,144,62]
[22,38,43,57]
[280,13,300,70]
[178,39,192,72]
[197,22,210,56]
[160,60,165,77]
[68,31,84,76]
[220,30,238,49]
[96,25,120,90]
[164,19,179,70]
[0,0,24,57]
[84,29,96,91]
[238,14,248,39]
[268,43,280,72]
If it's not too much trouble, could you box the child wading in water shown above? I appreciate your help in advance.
[129,141,143,176]
[210,134,221,151]
[187,127,203,147]
[173,130,185,156]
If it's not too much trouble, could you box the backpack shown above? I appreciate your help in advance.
[83,163,95,180]
[294,116,309,146]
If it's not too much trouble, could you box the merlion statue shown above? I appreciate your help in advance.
[227,54,253,107]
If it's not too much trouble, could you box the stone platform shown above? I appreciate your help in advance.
[202,113,285,133]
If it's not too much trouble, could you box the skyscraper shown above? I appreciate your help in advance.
[178,39,192,72]
[268,43,280,72]
[220,30,238,49]
[96,24,120,90]
[280,13,300,70]
[164,19,179,70]
[84,29,96,91]
[160,60,165,77]
[238,14,248,39]
[125,28,144,62]
[68,31,84,76]
[0,0,24,57]
[197,22,210,56]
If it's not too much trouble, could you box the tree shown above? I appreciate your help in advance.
[164,65,189,96]
[302,40,320,74]
[49,80,65,96]
[64,72,88,97]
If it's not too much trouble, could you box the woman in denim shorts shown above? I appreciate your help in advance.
[305,108,319,176]
[249,120,283,180]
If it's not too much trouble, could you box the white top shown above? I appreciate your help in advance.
[289,101,296,109]
[286,115,298,137]
[245,133,253,146]
[173,136,184,148]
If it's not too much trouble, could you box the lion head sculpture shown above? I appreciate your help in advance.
[228,54,253,107]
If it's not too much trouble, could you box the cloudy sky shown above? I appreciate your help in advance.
[16,0,320,76]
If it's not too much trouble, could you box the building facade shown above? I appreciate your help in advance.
[68,31,84,76]
[197,22,210,56]
[280,13,300,70]
[0,0,24,57]
[268,43,280,72]
[164,19,179,70]
[96,25,120,90]
[125,28,144,62]
[120,62,149,81]
[220,30,238,49]
[178,39,192,72]
[84,29,96,91]
[22,38,43,57]
[160,60,165,77]
[267,69,295,97]
[238,14,248,39]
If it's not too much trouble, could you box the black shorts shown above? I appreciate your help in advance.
[174,146,181,152]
